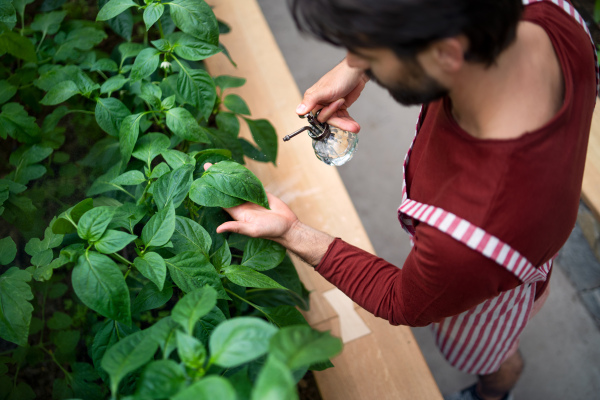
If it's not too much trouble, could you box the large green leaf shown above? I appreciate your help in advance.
[172,285,217,335]
[223,265,286,290]
[176,331,206,369]
[165,251,227,298]
[132,132,171,166]
[53,27,107,62]
[30,10,66,35]
[153,164,194,210]
[130,47,160,81]
[209,317,277,368]
[165,107,210,142]
[201,161,269,208]
[262,305,309,328]
[168,0,219,45]
[0,102,40,142]
[133,252,166,291]
[215,111,240,137]
[195,306,226,345]
[171,216,211,256]
[72,251,131,325]
[95,97,131,137]
[136,360,186,399]
[52,198,94,234]
[0,0,16,32]
[0,236,16,265]
[211,241,231,272]
[101,329,158,395]
[95,229,137,254]
[143,2,164,30]
[141,203,176,248]
[244,118,278,164]
[119,112,144,167]
[0,30,36,62]
[171,376,236,400]
[131,282,172,314]
[214,75,246,90]
[269,326,342,370]
[242,238,286,271]
[0,79,16,105]
[77,206,116,242]
[224,94,250,115]
[149,316,178,359]
[189,179,245,208]
[173,33,221,61]
[161,149,195,170]
[92,319,139,379]
[174,61,216,121]
[111,170,146,186]
[100,75,128,94]
[40,80,80,105]
[251,356,297,400]
[0,268,33,346]
[97,0,138,21]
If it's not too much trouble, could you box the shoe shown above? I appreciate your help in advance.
[443,384,514,400]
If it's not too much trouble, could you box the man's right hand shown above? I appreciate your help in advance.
[296,58,368,133]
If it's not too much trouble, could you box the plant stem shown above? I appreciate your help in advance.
[224,288,274,323]
[67,109,96,116]
[40,345,72,381]
[98,70,109,80]
[111,252,133,266]
[38,285,48,346]
[36,32,47,53]
[157,19,165,39]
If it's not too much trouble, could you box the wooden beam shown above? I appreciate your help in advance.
[204,1,443,399]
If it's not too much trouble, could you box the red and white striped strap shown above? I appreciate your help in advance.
[523,0,600,95]
[399,199,553,284]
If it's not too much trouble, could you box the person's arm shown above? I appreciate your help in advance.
[296,58,369,133]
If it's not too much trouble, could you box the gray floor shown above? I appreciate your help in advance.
[256,1,600,398]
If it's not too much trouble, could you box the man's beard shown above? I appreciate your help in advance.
[365,63,448,106]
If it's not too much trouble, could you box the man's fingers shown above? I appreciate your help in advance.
[203,162,213,171]
[316,98,345,123]
[216,221,242,234]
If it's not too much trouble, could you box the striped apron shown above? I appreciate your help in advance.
[397,0,598,375]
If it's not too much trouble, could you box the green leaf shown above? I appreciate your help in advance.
[101,329,158,395]
[131,282,172,314]
[95,230,137,254]
[143,2,164,31]
[171,376,236,400]
[262,305,309,328]
[214,75,246,90]
[140,81,162,108]
[53,27,107,62]
[196,306,226,345]
[149,316,178,358]
[6,382,36,400]
[0,236,16,265]
[172,285,217,335]
[97,0,138,21]
[161,94,176,110]
[168,0,219,45]
[209,317,278,368]
[130,47,160,81]
[0,31,36,62]
[52,198,94,234]
[171,216,211,256]
[119,42,146,62]
[269,326,342,370]
[119,112,144,166]
[251,356,298,400]
[136,360,186,399]
[47,311,72,330]
[95,97,131,137]
[165,251,227,298]
[175,62,216,121]
[224,94,250,115]
[92,319,139,381]
[77,206,116,242]
[211,241,231,272]
[173,33,221,61]
[91,58,119,72]
[189,179,245,208]
[141,203,175,248]
[132,132,171,166]
[153,164,194,210]
[151,37,171,52]
[0,268,33,346]
[242,238,286,271]
[0,0,16,32]
[165,107,210,142]
[0,80,16,105]
[72,251,131,325]
[30,10,67,35]
[202,161,269,208]
[133,252,166,291]
[100,75,128,94]
[216,111,240,137]
[111,170,146,186]
[161,149,195,170]
[176,330,206,369]
[223,265,286,290]
[40,80,80,106]
[0,102,40,142]
[149,162,171,179]
[244,119,278,164]
[240,138,270,162]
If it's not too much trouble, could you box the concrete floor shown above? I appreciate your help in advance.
[255,1,600,398]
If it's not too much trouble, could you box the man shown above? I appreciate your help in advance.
[206,0,597,399]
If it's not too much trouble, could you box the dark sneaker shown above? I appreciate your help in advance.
[444,384,514,400]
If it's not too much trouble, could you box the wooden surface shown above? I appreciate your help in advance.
[204,1,443,399]
[582,98,600,221]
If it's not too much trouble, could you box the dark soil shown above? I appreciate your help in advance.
[298,371,323,400]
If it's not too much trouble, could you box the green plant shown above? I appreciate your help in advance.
[0,0,342,398]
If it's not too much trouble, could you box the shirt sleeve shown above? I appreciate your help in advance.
[315,223,522,327]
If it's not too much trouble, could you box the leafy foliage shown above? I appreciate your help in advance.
[0,0,341,398]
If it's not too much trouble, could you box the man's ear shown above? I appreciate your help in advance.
[431,36,468,72]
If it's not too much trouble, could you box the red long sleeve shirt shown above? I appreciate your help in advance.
[315,1,596,327]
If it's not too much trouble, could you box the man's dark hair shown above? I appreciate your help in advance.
[291,0,524,65]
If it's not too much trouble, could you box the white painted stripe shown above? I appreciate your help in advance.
[438,213,455,232]
[453,219,470,240]
[428,208,444,225]
[466,228,485,248]
[420,205,435,221]
[482,236,500,258]
[514,257,528,278]
[506,251,520,271]
[497,245,510,265]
